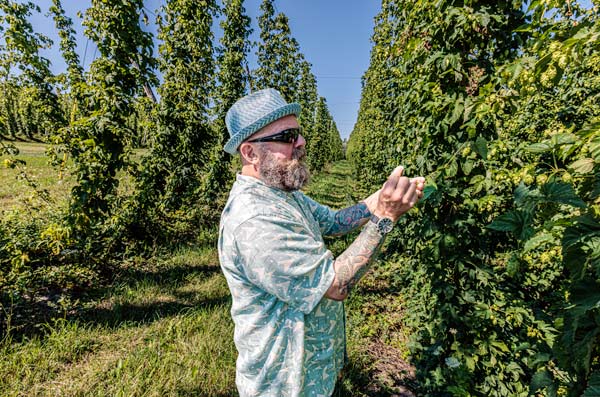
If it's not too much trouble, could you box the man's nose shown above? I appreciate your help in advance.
[295,134,306,148]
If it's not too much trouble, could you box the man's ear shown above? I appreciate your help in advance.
[239,142,259,165]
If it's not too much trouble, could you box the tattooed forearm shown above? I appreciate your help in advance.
[327,202,371,236]
[325,221,385,300]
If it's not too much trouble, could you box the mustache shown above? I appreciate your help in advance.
[256,145,310,191]
[292,147,306,161]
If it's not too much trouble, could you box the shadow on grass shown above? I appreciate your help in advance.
[119,263,221,287]
[79,259,229,328]
[325,171,351,180]
[82,295,230,328]
[0,254,228,342]
[175,386,238,397]
[334,355,417,397]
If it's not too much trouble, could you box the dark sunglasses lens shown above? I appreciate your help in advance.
[284,129,299,143]
[270,129,298,143]
[251,128,300,143]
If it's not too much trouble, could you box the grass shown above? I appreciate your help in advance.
[0,141,142,211]
[0,142,72,210]
[1,247,238,397]
[1,144,416,396]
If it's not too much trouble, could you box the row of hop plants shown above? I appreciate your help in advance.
[0,0,345,338]
[347,0,600,395]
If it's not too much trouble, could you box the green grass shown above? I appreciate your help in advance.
[0,142,72,210]
[0,141,142,211]
[1,155,416,396]
[1,247,238,397]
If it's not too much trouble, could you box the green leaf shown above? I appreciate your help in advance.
[569,158,595,174]
[563,215,600,279]
[526,142,552,153]
[540,182,586,208]
[576,120,600,139]
[588,138,600,162]
[524,232,555,252]
[551,133,578,148]
[450,100,464,124]
[490,340,509,353]
[563,214,600,248]
[530,370,553,394]
[474,136,487,160]
[562,310,600,375]
[570,279,600,317]
[422,185,437,201]
[462,159,474,175]
[470,174,485,185]
[534,52,553,75]
[514,23,533,33]
[582,371,600,397]
[445,159,458,178]
[514,183,541,210]
[488,210,533,240]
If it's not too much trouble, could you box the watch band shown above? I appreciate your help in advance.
[370,214,394,235]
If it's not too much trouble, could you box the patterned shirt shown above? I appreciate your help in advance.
[218,174,346,397]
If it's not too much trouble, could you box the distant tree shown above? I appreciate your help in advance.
[254,0,276,91]
[135,0,219,244]
[308,96,330,171]
[63,0,156,231]
[328,119,344,161]
[254,1,345,171]
[295,58,318,153]
[49,0,83,88]
[0,0,61,140]
[255,0,301,101]
[346,0,395,185]
[48,0,84,175]
[208,0,252,200]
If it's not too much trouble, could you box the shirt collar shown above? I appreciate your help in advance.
[235,173,293,200]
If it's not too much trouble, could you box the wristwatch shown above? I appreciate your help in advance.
[370,214,394,236]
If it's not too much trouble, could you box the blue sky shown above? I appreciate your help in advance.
[28,1,381,140]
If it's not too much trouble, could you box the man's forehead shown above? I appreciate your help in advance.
[249,115,299,140]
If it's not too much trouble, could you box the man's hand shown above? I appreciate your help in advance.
[362,189,381,214]
[374,166,425,222]
[326,166,425,301]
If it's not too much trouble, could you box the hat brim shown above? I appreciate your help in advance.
[224,102,301,154]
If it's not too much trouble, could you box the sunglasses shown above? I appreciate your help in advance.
[247,128,301,144]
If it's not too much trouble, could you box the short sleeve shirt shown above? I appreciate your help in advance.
[218,174,346,397]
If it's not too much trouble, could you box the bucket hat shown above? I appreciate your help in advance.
[224,88,301,154]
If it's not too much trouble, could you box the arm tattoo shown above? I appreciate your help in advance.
[328,202,371,236]
[333,221,384,297]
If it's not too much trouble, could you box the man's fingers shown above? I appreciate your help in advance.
[402,181,418,205]
[409,177,426,187]
[409,176,426,193]
[391,177,410,201]
[382,166,404,197]
[393,166,404,177]
[388,166,404,186]
[382,179,396,198]
[381,169,426,209]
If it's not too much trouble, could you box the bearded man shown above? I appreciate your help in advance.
[218,88,425,397]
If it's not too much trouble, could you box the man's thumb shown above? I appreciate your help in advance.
[391,166,404,177]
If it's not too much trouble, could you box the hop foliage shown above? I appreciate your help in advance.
[255,0,344,171]
[133,0,220,246]
[348,0,600,395]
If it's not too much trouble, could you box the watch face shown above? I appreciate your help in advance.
[378,218,394,234]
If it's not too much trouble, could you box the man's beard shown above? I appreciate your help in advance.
[256,146,310,192]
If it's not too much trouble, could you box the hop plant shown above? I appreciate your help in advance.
[540,66,557,88]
